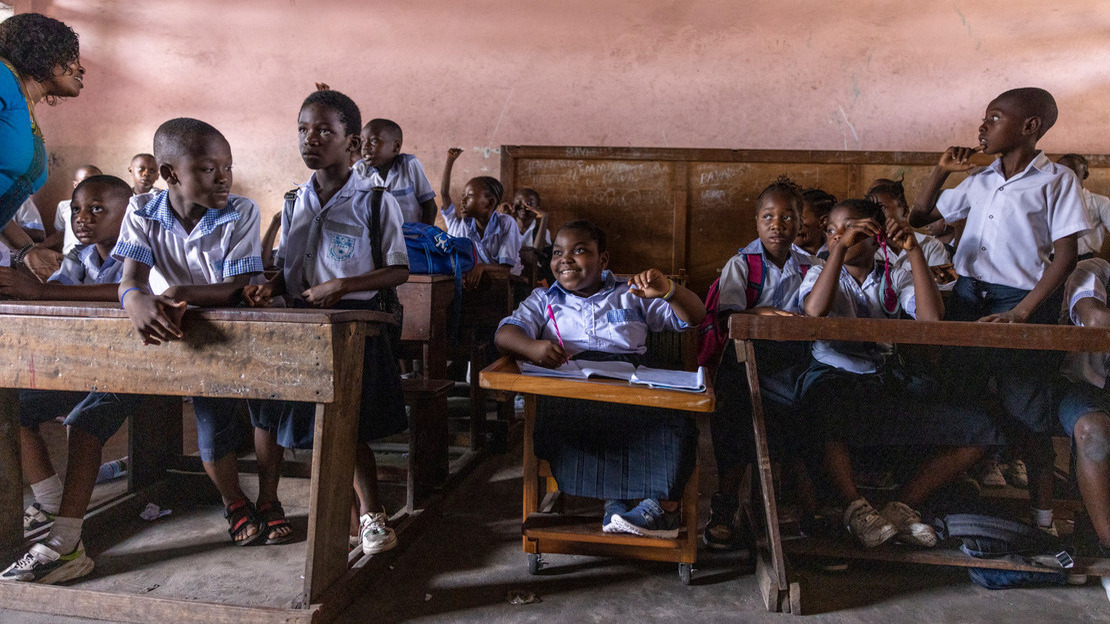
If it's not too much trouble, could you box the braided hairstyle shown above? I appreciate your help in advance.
[469,176,504,205]
[757,174,804,214]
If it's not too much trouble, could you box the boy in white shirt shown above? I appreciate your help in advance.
[1058,153,1110,261]
[354,118,437,225]
[47,164,101,254]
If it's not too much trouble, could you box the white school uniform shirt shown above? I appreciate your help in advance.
[874,232,951,272]
[353,154,436,224]
[1077,188,1110,257]
[799,262,918,374]
[49,244,123,285]
[276,173,409,302]
[498,270,688,356]
[441,203,524,275]
[936,151,1088,290]
[719,240,821,314]
[112,192,263,293]
[0,197,45,248]
[1061,257,1110,389]
[54,200,79,255]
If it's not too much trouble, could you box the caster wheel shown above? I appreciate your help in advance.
[679,563,693,585]
[528,553,543,575]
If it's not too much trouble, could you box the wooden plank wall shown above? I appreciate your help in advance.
[501,146,1110,296]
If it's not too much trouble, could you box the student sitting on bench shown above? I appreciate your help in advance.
[0,175,147,584]
[494,219,705,538]
[798,198,1002,549]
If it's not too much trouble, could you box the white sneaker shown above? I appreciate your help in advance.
[0,540,93,584]
[880,501,937,548]
[843,498,896,549]
[975,458,1007,488]
[359,511,397,555]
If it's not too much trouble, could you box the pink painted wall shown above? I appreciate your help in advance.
[22,0,1110,225]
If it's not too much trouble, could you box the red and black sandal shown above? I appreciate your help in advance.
[256,500,294,545]
[224,499,263,547]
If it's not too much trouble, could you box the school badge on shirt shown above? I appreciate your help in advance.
[329,234,355,262]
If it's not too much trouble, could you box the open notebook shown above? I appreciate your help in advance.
[518,360,707,393]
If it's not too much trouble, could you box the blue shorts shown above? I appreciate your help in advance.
[19,390,145,445]
[193,397,247,463]
[1057,380,1110,439]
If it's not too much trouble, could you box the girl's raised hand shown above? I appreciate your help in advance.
[446,147,463,161]
[833,218,881,251]
[496,201,513,215]
[628,268,672,299]
[885,217,918,252]
[938,146,984,173]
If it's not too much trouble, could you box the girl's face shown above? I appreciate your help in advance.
[795,201,824,252]
[550,228,609,296]
[461,181,495,219]
[869,191,907,221]
[826,205,879,266]
[755,192,799,261]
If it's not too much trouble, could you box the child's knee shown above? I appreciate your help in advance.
[1075,412,1110,463]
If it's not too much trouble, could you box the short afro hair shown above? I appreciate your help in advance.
[365,118,403,144]
[994,87,1058,137]
[301,89,362,136]
[153,118,227,166]
[74,174,134,204]
[557,219,608,254]
[0,13,80,84]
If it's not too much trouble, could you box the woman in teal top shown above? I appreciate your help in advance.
[0,13,83,233]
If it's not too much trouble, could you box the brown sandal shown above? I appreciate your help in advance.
[255,500,294,545]
[224,499,263,546]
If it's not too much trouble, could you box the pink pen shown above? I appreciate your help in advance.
[546,304,569,363]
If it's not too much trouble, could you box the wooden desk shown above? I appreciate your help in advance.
[480,356,714,583]
[397,274,456,380]
[0,301,391,623]
[728,314,1110,614]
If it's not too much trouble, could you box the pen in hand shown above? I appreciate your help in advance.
[546,304,570,364]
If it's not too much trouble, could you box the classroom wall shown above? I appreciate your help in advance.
[22,0,1110,227]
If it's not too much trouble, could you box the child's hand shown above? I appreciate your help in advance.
[496,202,513,215]
[125,292,186,345]
[0,266,43,299]
[22,247,62,283]
[832,219,881,251]
[446,147,463,162]
[748,306,795,317]
[527,339,568,368]
[315,82,330,91]
[242,283,275,307]
[628,269,672,299]
[885,218,918,252]
[301,278,346,308]
[938,146,984,173]
[463,264,486,290]
[978,309,1029,324]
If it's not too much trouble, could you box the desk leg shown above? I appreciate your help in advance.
[0,388,19,561]
[738,340,791,612]
[303,324,365,606]
[522,394,538,553]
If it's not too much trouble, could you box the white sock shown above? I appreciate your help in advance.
[1031,508,1053,527]
[45,516,84,555]
[30,475,63,515]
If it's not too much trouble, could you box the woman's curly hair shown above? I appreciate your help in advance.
[0,13,80,83]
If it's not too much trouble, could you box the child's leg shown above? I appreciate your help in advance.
[254,426,284,505]
[20,427,55,487]
[1075,412,1110,546]
[18,390,90,516]
[824,439,861,504]
[353,443,380,516]
[193,397,257,543]
[898,446,986,508]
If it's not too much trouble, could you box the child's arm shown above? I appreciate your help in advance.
[440,148,463,212]
[260,212,281,269]
[0,266,118,301]
[494,324,567,368]
[909,146,983,228]
[531,207,550,248]
[5,221,61,280]
[242,270,287,307]
[162,274,255,308]
[418,198,438,226]
[628,268,706,325]
[463,262,512,290]
[803,220,880,317]
[1074,295,1110,327]
[981,234,1078,323]
[301,265,409,308]
[888,218,944,321]
[118,259,187,345]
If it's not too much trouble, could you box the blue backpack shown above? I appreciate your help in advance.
[403,222,477,337]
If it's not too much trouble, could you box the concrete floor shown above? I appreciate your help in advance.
[3,409,1110,623]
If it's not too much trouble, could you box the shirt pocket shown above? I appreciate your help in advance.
[606,308,646,324]
[322,219,365,263]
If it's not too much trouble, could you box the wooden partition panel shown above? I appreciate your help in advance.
[502,146,1110,296]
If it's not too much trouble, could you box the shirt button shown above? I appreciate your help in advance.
[980,246,986,251]
[315,216,321,222]
[988,215,994,219]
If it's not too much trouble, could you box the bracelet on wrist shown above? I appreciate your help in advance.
[119,287,140,308]
[13,243,35,265]
[662,278,676,301]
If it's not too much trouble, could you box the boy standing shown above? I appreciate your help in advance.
[114,118,268,546]
[909,87,1089,533]
[0,175,147,584]
[354,118,437,225]
[1057,153,1110,261]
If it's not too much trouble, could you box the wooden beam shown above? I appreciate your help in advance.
[0,388,21,562]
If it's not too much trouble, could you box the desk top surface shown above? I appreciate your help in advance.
[0,301,392,325]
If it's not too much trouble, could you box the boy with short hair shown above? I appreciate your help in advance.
[354,118,437,225]
[114,118,268,546]
[127,152,160,196]
[0,174,148,584]
[1057,153,1110,261]
[46,164,101,254]
[909,87,1089,533]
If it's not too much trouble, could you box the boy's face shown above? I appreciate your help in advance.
[826,205,879,265]
[512,191,539,223]
[164,134,233,210]
[755,191,799,258]
[129,156,158,192]
[360,128,401,168]
[868,192,907,221]
[299,103,358,171]
[71,183,128,247]
[979,96,1032,155]
[72,167,98,188]
[550,229,609,296]
[795,201,824,252]
[460,181,494,219]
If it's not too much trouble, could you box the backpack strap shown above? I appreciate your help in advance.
[744,252,765,308]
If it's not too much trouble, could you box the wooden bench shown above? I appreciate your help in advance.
[0,302,392,623]
[479,355,714,584]
[727,314,1110,614]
